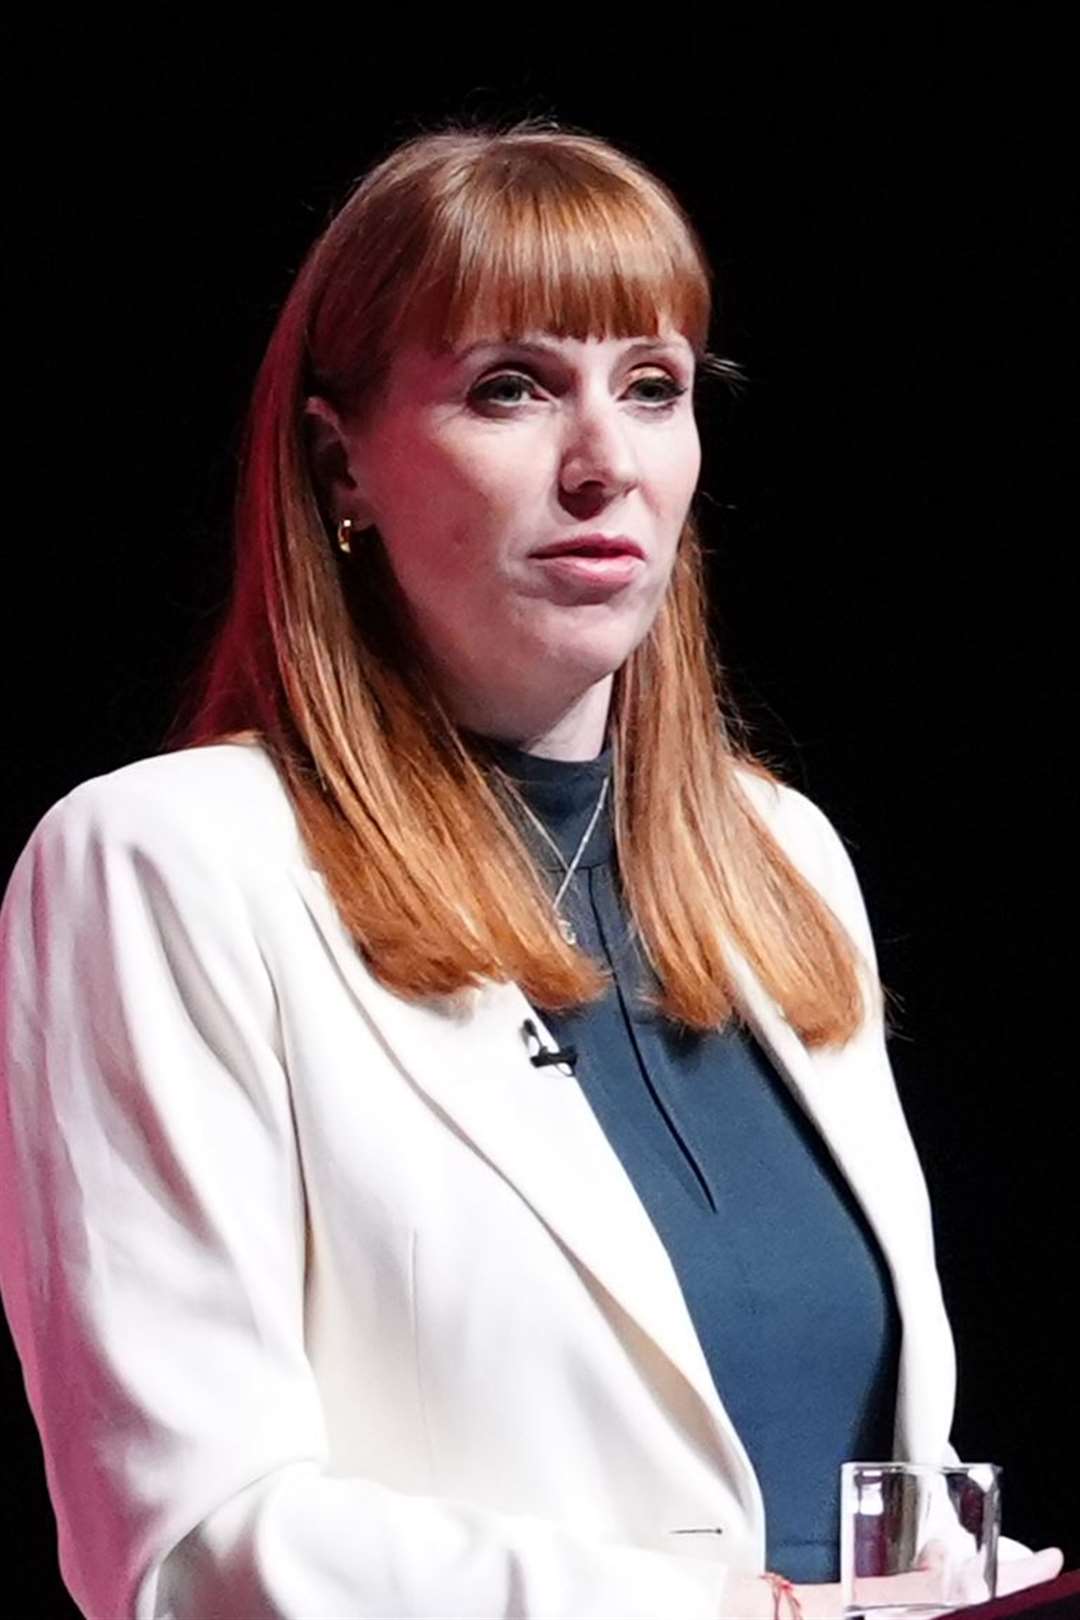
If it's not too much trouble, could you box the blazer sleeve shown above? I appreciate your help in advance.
[778,784,1035,1565]
[0,777,740,1620]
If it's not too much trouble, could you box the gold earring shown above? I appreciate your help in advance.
[336,517,357,555]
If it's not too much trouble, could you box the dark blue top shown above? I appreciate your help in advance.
[476,732,901,1584]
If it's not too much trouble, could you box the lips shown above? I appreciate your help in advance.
[531,535,645,560]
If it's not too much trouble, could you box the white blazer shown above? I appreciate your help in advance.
[0,741,1030,1619]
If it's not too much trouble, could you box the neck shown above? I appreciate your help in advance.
[452,675,613,761]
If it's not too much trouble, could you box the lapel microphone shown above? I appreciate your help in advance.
[521,1018,578,1073]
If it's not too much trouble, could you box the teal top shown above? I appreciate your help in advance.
[476,733,901,1584]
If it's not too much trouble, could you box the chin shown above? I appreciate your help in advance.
[514,599,651,671]
[556,636,639,684]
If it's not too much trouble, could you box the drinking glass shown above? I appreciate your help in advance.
[840,1461,1001,1615]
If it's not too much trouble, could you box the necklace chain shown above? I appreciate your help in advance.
[494,768,611,945]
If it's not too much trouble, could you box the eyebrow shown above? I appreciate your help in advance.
[447,336,693,365]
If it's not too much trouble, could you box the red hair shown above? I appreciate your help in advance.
[161,115,872,1047]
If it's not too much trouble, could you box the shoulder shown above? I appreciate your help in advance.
[733,762,855,881]
[10,741,309,892]
[732,761,878,963]
[0,745,292,1075]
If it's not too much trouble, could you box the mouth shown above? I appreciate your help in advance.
[530,550,644,594]
[530,536,646,561]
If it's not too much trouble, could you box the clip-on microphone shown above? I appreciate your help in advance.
[521,1018,577,1073]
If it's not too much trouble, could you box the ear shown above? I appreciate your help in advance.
[302,395,377,529]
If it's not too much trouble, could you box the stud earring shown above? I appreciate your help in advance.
[336,516,365,555]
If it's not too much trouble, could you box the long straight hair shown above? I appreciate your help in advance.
[161,115,874,1049]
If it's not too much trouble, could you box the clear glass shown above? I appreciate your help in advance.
[840,1461,1001,1616]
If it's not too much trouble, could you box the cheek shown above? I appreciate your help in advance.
[667,427,702,499]
[389,434,528,544]
[453,436,543,517]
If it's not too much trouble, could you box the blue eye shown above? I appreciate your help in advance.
[471,371,688,411]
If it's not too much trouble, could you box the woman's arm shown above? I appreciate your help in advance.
[768,784,1052,1584]
[0,776,755,1619]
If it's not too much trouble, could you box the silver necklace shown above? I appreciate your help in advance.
[497,770,611,945]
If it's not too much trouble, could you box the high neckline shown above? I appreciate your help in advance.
[466,731,616,871]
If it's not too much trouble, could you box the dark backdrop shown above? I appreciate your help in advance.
[2,24,1074,1617]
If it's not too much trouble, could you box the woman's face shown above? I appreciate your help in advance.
[306,320,701,753]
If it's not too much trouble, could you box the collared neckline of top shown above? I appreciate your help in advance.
[466,730,616,873]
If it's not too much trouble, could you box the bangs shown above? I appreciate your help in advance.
[397,161,715,362]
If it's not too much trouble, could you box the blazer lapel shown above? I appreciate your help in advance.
[295,865,942,1474]
[725,948,953,1461]
[295,869,762,1476]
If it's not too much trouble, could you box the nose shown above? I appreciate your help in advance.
[559,390,639,503]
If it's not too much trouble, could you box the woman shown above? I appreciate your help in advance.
[0,117,1063,1619]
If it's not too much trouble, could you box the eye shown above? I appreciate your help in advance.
[632,375,688,408]
[469,369,688,412]
[470,372,538,407]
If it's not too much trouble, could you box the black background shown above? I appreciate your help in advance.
[2,23,1074,1616]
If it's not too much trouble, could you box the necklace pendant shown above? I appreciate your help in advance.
[557,915,576,945]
